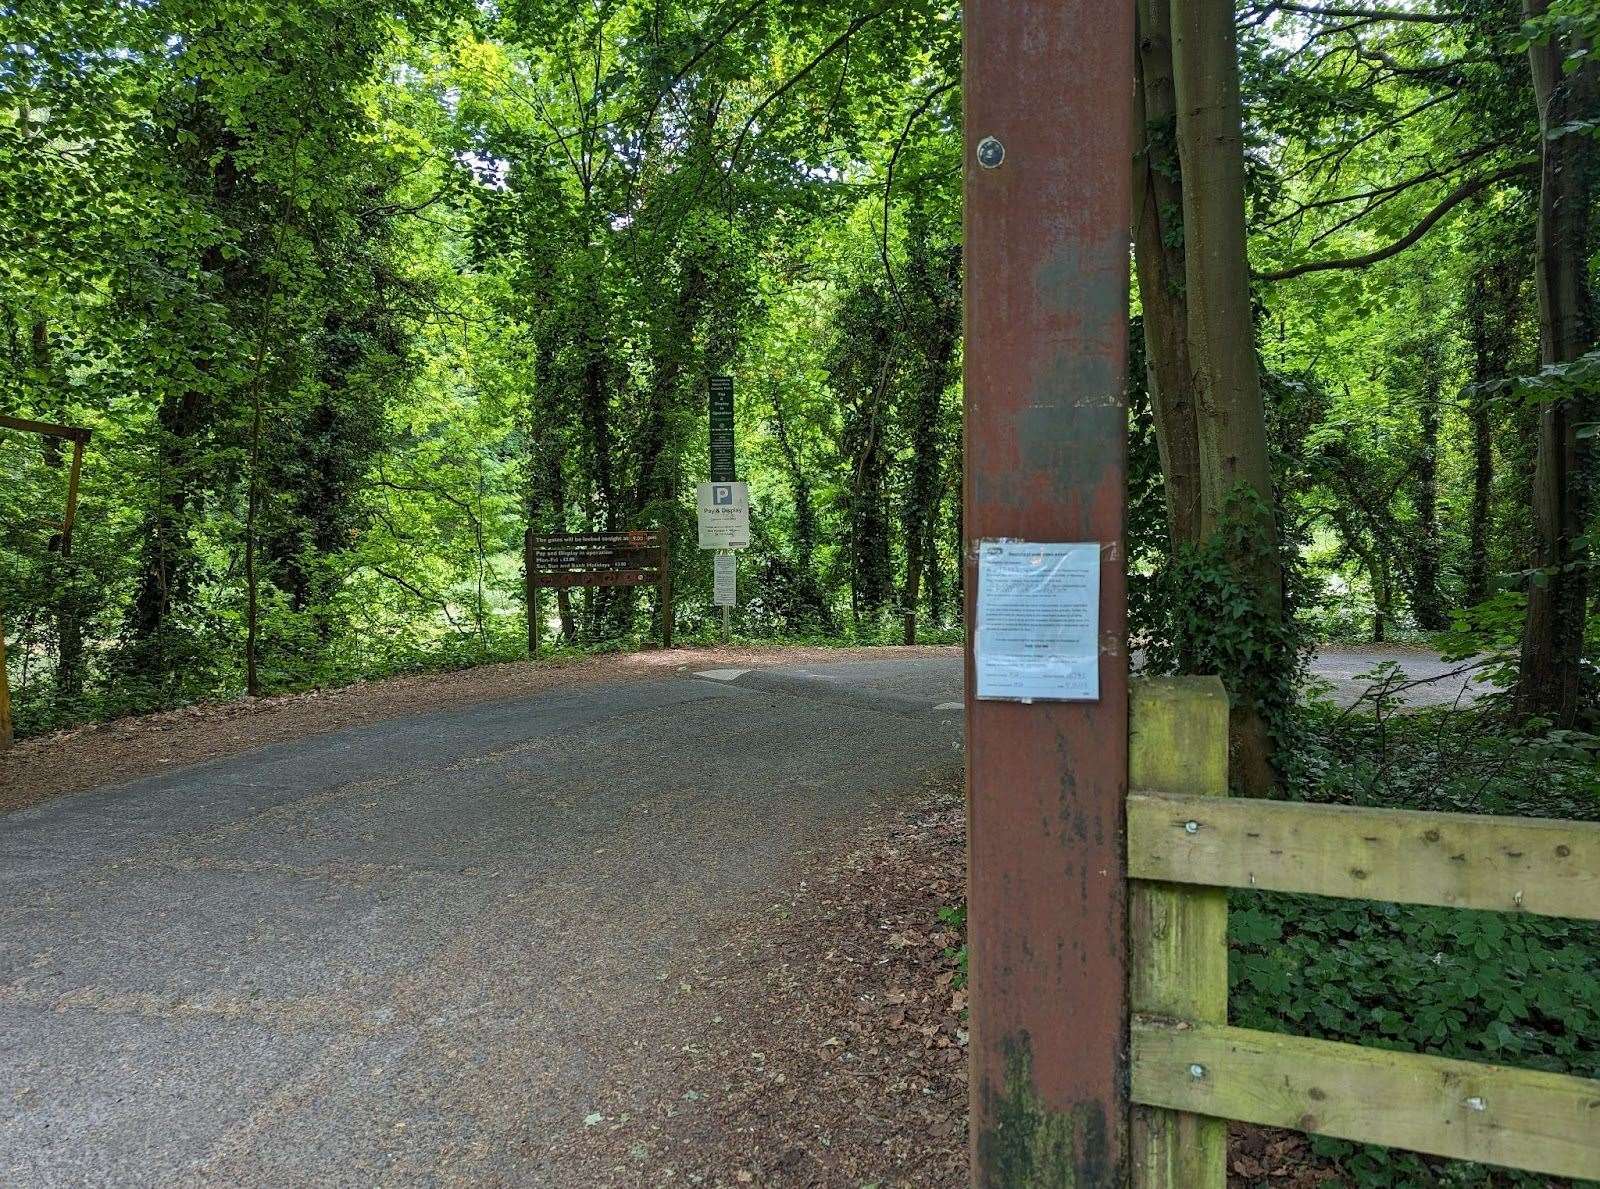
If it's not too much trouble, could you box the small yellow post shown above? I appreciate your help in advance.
[1129,676,1230,1189]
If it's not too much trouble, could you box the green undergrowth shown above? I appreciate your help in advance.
[1230,701,1600,1188]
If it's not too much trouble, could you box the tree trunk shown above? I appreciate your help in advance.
[925,491,945,628]
[1172,0,1285,795]
[1517,1,1597,725]
[1373,554,1391,644]
[547,449,575,642]
[127,107,240,659]
[1134,0,1202,551]
[900,350,954,643]
[1465,262,1518,605]
[244,386,263,698]
[771,398,830,629]
[1411,329,1447,630]
[127,384,208,644]
[900,384,940,642]
[29,314,86,702]
[850,366,896,627]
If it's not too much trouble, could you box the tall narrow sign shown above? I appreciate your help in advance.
[965,0,1134,1183]
[708,376,735,483]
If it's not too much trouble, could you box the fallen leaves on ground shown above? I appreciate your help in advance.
[555,781,1352,1188]
[556,782,970,1187]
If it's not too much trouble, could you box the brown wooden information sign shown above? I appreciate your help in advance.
[526,530,671,651]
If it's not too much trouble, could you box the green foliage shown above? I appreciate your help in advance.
[1232,897,1599,1077]
[1233,701,1600,1186]
[3,4,1597,1183]
[1138,487,1310,761]
[2,0,971,733]
[938,903,968,991]
[1234,889,1600,1188]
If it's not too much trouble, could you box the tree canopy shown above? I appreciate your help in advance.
[2,0,1595,753]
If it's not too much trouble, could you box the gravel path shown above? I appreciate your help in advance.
[1307,643,1485,709]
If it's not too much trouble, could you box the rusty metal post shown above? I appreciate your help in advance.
[964,1,1134,1185]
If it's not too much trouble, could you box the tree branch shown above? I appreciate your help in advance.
[1257,163,1534,282]
[727,3,899,174]
[881,78,958,318]
[637,0,766,138]
[1265,3,1466,23]
[1264,138,1507,229]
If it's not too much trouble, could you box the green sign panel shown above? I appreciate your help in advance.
[709,376,735,483]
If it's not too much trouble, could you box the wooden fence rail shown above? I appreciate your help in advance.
[1128,677,1600,1188]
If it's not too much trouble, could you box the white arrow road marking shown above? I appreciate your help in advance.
[694,669,750,682]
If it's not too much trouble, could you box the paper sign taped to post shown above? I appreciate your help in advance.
[974,540,1101,702]
[713,551,737,606]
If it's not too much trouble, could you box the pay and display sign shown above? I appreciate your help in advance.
[697,482,750,550]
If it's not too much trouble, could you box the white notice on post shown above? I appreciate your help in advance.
[713,552,737,607]
[975,540,1101,702]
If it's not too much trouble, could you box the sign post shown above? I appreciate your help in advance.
[698,482,748,643]
[713,551,737,609]
[708,376,736,484]
[703,378,745,643]
[964,1,1133,1183]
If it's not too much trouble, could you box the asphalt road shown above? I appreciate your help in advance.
[0,647,1469,1185]
[1,661,965,1186]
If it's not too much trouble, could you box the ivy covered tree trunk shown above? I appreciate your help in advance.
[1518,0,1597,725]
[125,101,243,674]
[1410,329,1447,631]
[1172,0,1285,796]
[27,314,86,703]
[267,303,390,645]
[829,281,898,628]
[548,451,575,642]
[924,498,945,628]
[127,388,209,648]
[850,429,894,625]
[897,207,960,644]
[1133,0,1202,552]
[1465,256,1522,605]
[770,396,831,631]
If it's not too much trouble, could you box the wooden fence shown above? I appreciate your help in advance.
[1128,677,1600,1188]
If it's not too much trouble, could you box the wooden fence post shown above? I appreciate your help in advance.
[659,540,673,650]
[0,609,13,750]
[524,525,540,658]
[1129,676,1230,1189]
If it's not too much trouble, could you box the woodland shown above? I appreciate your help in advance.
[3,2,1599,1181]
[0,0,1593,748]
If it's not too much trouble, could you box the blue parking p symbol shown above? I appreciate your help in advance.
[713,485,733,506]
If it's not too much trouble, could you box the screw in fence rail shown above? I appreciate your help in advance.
[1128,676,1230,1189]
